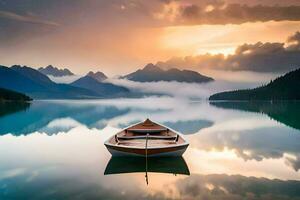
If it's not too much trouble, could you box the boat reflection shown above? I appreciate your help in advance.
[104,156,190,177]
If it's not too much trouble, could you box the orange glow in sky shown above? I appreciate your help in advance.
[1,0,300,75]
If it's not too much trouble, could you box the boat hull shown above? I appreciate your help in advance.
[105,143,189,157]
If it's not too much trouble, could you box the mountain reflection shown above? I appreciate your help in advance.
[0,99,299,200]
[0,101,130,135]
[0,99,214,135]
[210,101,300,130]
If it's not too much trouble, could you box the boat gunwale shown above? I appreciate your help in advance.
[104,120,189,150]
[105,142,189,150]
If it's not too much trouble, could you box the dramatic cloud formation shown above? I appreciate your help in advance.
[1,0,300,74]
[157,31,300,72]
[158,1,300,25]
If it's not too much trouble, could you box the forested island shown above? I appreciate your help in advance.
[209,68,300,100]
[0,88,32,101]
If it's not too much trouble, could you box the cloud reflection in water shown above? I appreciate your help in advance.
[0,98,299,199]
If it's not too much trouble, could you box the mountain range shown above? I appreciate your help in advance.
[122,63,214,83]
[0,63,216,99]
[38,65,74,77]
[209,68,300,100]
[71,74,130,98]
[0,63,299,100]
[0,65,125,99]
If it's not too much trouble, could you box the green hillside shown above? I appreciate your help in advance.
[210,68,300,100]
[0,88,32,101]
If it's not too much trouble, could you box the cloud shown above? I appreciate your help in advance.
[107,78,261,99]
[47,75,82,84]
[2,0,300,28]
[40,117,82,134]
[0,10,60,26]
[157,31,300,72]
[189,112,300,171]
[156,1,300,25]
[1,0,300,73]
[285,154,300,171]
[286,31,300,50]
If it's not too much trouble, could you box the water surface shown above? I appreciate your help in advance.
[0,98,300,199]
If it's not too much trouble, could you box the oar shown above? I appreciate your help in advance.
[145,133,149,185]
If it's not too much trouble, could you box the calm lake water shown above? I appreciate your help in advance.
[0,97,300,199]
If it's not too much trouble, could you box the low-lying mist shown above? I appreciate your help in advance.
[107,79,261,99]
[107,70,280,99]
[48,70,279,99]
[48,75,82,83]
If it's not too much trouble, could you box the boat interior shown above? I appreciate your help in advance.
[107,119,186,147]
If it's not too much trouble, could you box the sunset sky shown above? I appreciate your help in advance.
[1,0,300,76]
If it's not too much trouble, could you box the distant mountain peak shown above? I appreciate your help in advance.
[46,65,54,69]
[38,65,74,77]
[0,65,101,99]
[123,63,214,83]
[11,65,54,85]
[71,75,129,97]
[143,63,162,71]
[11,65,30,70]
[86,71,107,82]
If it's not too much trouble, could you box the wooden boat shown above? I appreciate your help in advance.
[104,119,189,157]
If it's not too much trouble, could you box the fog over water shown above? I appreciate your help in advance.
[107,79,260,99]
[46,69,279,99]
